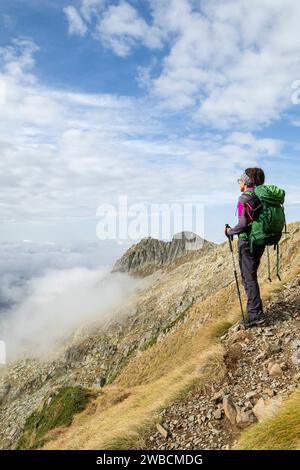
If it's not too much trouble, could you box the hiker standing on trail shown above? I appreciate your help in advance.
[225,168,266,327]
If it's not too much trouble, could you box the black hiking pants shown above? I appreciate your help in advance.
[238,240,265,321]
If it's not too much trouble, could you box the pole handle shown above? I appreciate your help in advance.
[225,224,233,248]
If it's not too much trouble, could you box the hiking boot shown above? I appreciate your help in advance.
[244,316,266,328]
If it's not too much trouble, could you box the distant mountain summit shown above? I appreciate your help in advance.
[112,231,215,276]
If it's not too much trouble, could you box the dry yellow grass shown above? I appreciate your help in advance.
[43,223,300,450]
[116,284,237,387]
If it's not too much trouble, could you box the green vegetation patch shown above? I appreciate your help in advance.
[16,386,93,449]
[140,336,158,351]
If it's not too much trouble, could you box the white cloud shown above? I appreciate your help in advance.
[65,0,300,129]
[0,38,39,83]
[81,0,106,21]
[144,0,300,128]
[63,0,107,38]
[63,1,163,57]
[227,132,283,156]
[1,267,140,360]
[63,5,88,36]
[0,240,131,333]
[96,1,163,57]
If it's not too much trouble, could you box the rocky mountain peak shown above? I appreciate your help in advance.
[112,231,214,276]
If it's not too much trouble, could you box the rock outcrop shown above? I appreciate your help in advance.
[112,231,214,276]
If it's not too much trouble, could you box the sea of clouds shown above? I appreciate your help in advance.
[0,241,140,362]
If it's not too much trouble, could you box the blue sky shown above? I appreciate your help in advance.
[0,0,151,94]
[0,0,300,259]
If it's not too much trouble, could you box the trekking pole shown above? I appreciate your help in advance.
[225,224,246,327]
[266,246,272,282]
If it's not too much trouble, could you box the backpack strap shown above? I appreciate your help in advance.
[244,202,254,221]
[242,191,263,222]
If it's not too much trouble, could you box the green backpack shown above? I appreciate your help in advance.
[247,184,286,280]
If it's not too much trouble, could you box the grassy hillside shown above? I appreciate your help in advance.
[42,222,300,450]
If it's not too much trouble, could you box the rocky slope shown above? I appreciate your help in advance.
[112,231,214,276]
[140,275,300,450]
[0,221,299,449]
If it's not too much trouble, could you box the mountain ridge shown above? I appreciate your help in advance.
[112,231,215,276]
